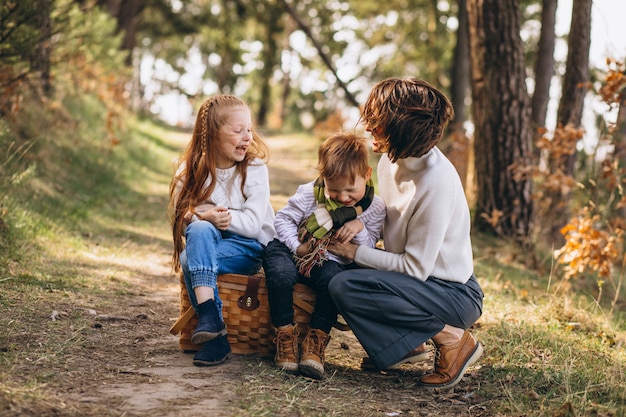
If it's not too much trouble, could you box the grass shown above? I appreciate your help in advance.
[1,89,625,416]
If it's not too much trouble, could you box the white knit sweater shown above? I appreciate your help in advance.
[354,147,474,283]
[176,159,275,246]
[275,180,386,265]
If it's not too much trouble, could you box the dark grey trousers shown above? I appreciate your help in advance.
[262,239,357,333]
[329,269,484,370]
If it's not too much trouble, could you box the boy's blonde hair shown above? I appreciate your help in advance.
[317,132,370,184]
[360,77,454,162]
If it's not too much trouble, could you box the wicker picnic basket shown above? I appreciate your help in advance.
[169,271,344,356]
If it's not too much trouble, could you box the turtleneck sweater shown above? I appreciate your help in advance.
[354,147,473,283]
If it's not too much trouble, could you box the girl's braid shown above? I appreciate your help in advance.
[199,99,211,156]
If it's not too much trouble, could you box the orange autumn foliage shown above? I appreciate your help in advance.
[554,208,623,280]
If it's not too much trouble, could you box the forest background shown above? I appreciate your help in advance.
[1,0,626,416]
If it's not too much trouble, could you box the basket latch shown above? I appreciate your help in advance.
[237,275,261,310]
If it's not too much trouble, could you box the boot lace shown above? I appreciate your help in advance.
[433,349,442,369]
[303,329,326,359]
[274,328,297,359]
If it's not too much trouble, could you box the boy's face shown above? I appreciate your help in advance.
[324,167,372,206]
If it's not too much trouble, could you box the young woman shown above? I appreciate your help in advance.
[328,78,484,389]
[168,94,275,367]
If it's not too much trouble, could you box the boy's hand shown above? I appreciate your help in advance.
[295,240,313,257]
[333,219,363,244]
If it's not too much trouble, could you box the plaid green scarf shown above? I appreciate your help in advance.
[295,177,374,277]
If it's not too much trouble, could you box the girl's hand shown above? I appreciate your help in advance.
[194,203,215,216]
[184,203,216,227]
[328,240,358,261]
[199,205,231,230]
[333,219,363,244]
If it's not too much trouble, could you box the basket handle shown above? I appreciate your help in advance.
[237,275,262,310]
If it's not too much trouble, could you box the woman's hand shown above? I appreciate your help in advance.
[328,240,358,261]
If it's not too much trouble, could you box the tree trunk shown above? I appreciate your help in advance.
[467,0,534,240]
[615,89,626,165]
[451,0,470,127]
[545,0,592,246]
[531,0,557,154]
[31,0,52,95]
[445,0,471,190]
[613,71,626,218]
[255,3,283,127]
[115,0,140,66]
[278,18,296,129]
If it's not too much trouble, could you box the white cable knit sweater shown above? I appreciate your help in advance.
[176,159,275,246]
[354,147,474,283]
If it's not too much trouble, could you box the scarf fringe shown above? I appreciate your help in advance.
[295,236,331,277]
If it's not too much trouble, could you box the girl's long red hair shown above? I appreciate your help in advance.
[167,95,269,271]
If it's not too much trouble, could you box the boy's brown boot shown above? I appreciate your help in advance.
[299,328,330,380]
[273,324,299,373]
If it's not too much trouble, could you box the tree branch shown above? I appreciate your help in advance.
[277,0,360,109]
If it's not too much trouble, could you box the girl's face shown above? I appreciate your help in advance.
[324,167,372,206]
[216,106,253,168]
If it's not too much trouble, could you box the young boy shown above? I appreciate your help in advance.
[262,132,386,379]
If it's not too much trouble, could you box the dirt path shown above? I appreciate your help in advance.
[57,131,319,416]
[83,254,243,417]
[70,130,251,417]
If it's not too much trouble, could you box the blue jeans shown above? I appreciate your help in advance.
[180,221,264,320]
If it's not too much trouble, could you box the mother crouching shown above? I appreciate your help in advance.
[328,77,484,389]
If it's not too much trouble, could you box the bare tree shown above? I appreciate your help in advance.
[445,0,471,189]
[277,0,359,109]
